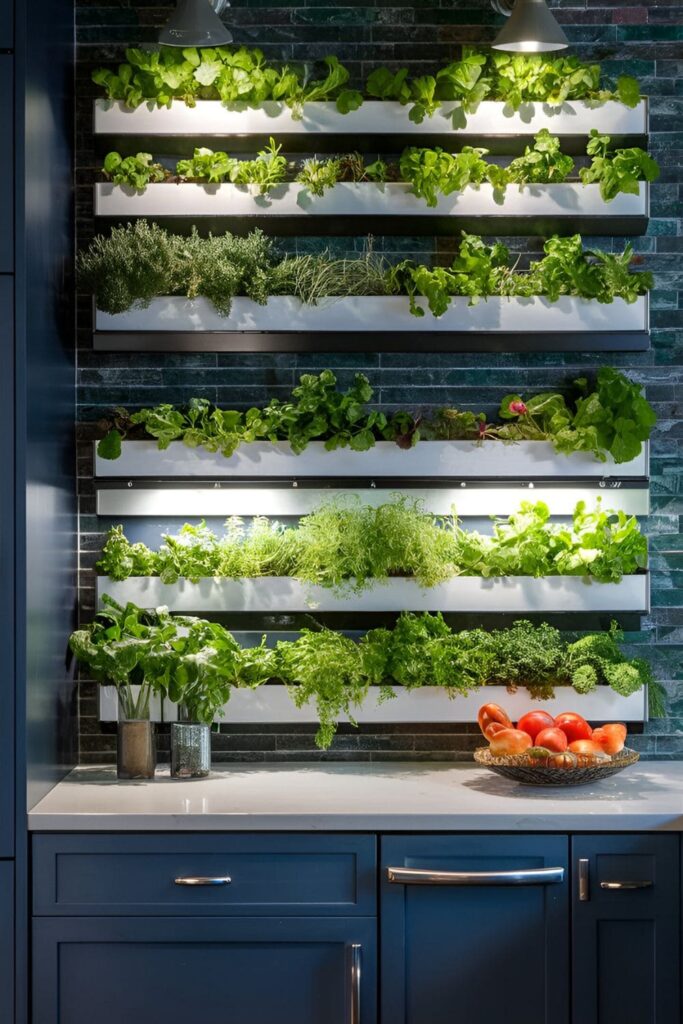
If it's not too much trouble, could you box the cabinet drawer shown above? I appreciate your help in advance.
[0,58,11,272]
[33,834,377,916]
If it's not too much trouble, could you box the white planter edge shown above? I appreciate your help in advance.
[98,682,648,724]
[93,98,648,137]
[94,439,650,481]
[95,294,649,334]
[93,181,648,220]
[96,574,650,615]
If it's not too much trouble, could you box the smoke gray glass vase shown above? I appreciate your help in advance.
[171,721,211,778]
[117,720,156,780]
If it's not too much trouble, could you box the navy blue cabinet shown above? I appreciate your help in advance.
[0,275,13,860]
[380,834,569,1024]
[0,861,14,1024]
[33,916,376,1024]
[0,2,12,49]
[0,58,12,273]
[572,834,680,1024]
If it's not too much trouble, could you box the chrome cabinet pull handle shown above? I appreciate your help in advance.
[348,943,361,1024]
[600,880,653,891]
[386,866,564,886]
[174,876,232,886]
[578,858,590,902]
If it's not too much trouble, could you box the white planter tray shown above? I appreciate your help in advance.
[93,181,648,221]
[95,439,650,480]
[95,485,649,519]
[93,99,648,140]
[96,574,650,615]
[95,294,649,334]
[97,683,648,724]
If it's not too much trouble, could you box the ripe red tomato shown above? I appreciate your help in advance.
[554,712,592,745]
[535,727,568,753]
[489,728,533,756]
[477,703,512,738]
[592,723,627,755]
[517,710,555,742]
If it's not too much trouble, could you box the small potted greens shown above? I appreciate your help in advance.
[69,598,176,779]
[164,619,246,778]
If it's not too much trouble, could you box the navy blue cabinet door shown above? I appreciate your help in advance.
[0,862,14,1024]
[572,834,680,1024]
[0,2,12,49]
[381,835,569,1024]
[33,916,376,1024]
[0,57,11,272]
[0,276,13,859]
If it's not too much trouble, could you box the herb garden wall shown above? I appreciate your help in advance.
[75,0,682,764]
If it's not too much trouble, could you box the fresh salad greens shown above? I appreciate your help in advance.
[71,602,657,748]
[96,366,655,466]
[101,131,658,205]
[93,46,361,118]
[394,232,652,316]
[93,47,642,123]
[580,129,660,201]
[97,497,647,588]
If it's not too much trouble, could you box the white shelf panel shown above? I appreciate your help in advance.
[95,294,649,334]
[95,485,649,519]
[98,683,648,724]
[93,181,648,220]
[96,574,650,615]
[95,439,650,480]
[93,99,648,139]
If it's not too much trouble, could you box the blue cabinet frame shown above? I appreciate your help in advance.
[380,834,570,1024]
[0,1,13,50]
[0,57,12,273]
[33,915,377,1024]
[571,834,680,1024]
[0,861,14,1024]
[0,275,13,860]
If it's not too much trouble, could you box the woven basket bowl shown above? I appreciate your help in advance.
[474,746,640,786]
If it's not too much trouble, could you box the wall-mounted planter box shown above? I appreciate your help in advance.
[93,295,650,354]
[98,682,648,725]
[96,574,650,615]
[93,181,649,237]
[95,439,650,481]
[93,98,648,155]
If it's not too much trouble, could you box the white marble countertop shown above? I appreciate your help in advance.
[27,762,683,832]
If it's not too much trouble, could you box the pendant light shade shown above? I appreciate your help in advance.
[491,0,568,53]
[159,0,233,48]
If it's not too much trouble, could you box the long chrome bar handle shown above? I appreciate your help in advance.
[386,866,564,886]
[348,943,361,1024]
[174,876,232,886]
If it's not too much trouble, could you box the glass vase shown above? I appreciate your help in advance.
[171,718,211,779]
[117,719,156,780]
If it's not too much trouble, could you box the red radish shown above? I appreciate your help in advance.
[517,710,555,742]
[535,727,568,753]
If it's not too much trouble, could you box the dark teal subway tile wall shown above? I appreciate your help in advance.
[76,0,682,762]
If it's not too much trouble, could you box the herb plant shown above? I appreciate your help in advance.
[96,367,655,466]
[98,497,647,589]
[71,604,656,748]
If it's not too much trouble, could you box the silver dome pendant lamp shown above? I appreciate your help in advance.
[491,0,568,53]
[159,0,233,47]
